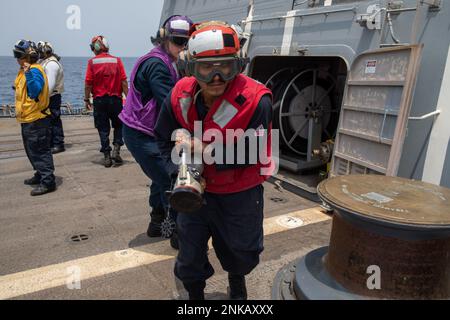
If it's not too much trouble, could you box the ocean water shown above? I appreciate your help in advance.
[0,56,138,108]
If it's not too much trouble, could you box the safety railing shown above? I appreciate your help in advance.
[0,103,92,118]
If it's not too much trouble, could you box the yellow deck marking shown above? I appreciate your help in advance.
[0,207,330,299]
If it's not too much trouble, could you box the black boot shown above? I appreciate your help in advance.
[147,207,166,237]
[104,151,112,168]
[24,175,40,186]
[112,143,123,166]
[31,184,56,196]
[170,230,179,250]
[184,281,206,300]
[228,274,247,300]
[51,145,65,154]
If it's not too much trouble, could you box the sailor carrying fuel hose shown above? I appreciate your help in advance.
[154,21,275,300]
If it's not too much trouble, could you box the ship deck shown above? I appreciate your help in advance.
[0,116,332,300]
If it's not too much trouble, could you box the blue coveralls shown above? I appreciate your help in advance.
[21,68,55,188]
[122,57,178,221]
[48,94,65,148]
[94,96,124,153]
[155,92,273,292]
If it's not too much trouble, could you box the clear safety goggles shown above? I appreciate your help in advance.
[188,57,241,83]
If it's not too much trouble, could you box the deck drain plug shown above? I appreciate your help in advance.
[270,197,288,204]
[277,216,304,229]
[70,234,89,243]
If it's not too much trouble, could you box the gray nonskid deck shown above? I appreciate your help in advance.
[0,117,331,300]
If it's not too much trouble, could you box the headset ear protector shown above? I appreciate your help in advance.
[90,38,100,52]
[28,46,39,62]
[94,41,102,52]
[44,43,52,56]
[177,49,190,77]
[90,36,109,52]
[158,15,183,40]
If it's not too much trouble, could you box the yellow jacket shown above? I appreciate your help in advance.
[14,64,50,123]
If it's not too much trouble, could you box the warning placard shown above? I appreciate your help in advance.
[365,60,377,74]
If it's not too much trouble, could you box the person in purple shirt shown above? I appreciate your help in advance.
[119,15,194,249]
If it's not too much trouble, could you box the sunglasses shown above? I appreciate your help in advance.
[169,36,189,47]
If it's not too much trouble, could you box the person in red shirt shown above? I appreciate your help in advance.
[84,35,128,167]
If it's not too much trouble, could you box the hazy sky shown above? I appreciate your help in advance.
[0,0,165,57]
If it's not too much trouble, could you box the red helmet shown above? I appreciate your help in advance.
[188,24,240,59]
[90,35,109,53]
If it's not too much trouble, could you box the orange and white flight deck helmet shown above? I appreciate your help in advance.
[179,22,249,82]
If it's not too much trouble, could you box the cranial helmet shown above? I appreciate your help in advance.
[177,21,249,82]
[13,39,39,62]
[161,15,194,38]
[37,41,54,59]
[90,35,109,53]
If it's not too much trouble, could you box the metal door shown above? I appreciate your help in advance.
[331,45,423,177]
